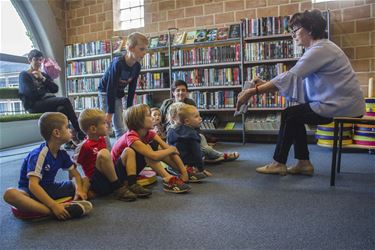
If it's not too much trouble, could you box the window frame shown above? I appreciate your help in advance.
[113,0,145,31]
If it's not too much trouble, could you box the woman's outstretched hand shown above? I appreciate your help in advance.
[236,89,251,111]
[252,77,266,86]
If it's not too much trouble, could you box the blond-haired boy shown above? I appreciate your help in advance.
[3,112,92,220]
[75,108,151,202]
[167,104,212,178]
[98,32,148,140]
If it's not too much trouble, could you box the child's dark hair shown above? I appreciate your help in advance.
[38,112,67,141]
[172,80,189,91]
[289,9,327,39]
[28,49,44,61]
[124,104,150,130]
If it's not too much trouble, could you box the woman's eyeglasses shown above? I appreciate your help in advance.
[291,26,302,36]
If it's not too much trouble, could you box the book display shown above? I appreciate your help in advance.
[64,11,330,142]
[169,28,242,135]
[65,40,112,111]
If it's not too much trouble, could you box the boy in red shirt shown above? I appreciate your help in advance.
[75,108,151,201]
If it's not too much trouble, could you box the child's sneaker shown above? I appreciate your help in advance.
[128,183,152,198]
[165,166,180,176]
[64,200,93,219]
[64,141,77,150]
[186,166,206,183]
[113,185,137,202]
[163,176,191,193]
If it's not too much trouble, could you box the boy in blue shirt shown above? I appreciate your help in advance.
[98,32,148,139]
[3,112,92,220]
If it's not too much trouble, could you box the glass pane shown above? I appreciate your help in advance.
[120,9,131,21]
[130,0,140,8]
[130,7,141,19]
[0,60,28,114]
[120,0,130,9]
[121,20,131,30]
[131,20,139,29]
[140,6,144,18]
[0,0,34,56]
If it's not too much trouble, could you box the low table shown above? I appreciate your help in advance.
[330,116,375,186]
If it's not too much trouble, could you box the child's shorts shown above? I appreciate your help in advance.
[89,162,126,195]
[19,181,75,200]
[90,142,158,195]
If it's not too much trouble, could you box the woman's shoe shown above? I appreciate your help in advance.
[287,164,314,176]
[256,162,287,176]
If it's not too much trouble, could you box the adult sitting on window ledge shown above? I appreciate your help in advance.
[18,49,85,147]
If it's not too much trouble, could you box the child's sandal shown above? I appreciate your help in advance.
[223,152,240,162]
[203,169,213,177]
[204,156,224,164]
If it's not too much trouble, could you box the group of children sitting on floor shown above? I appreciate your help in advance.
[3,80,239,220]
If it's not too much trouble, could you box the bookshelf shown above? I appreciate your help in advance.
[64,11,330,142]
[65,40,112,111]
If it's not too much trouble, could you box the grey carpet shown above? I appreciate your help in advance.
[0,142,374,250]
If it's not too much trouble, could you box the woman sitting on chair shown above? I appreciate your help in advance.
[236,10,365,176]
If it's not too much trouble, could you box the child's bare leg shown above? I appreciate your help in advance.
[95,149,118,182]
[122,148,152,197]
[120,147,137,177]
[81,177,96,200]
[161,155,189,182]
[3,188,51,215]
[95,149,126,193]
[146,158,173,182]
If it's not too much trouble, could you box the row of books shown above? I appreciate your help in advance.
[171,68,240,87]
[73,96,99,110]
[244,113,281,131]
[138,73,169,89]
[66,58,111,76]
[244,40,303,61]
[245,63,288,82]
[241,16,290,38]
[65,40,111,59]
[149,24,241,48]
[247,92,290,108]
[171,44,240,66]
[190,90,237,110]
[132,94,153,107]
[200,115,219,130]
[142,51,169,69]
[68,78,100,93]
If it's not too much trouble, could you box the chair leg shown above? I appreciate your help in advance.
[337,122,344,173]
[330,121,339,186]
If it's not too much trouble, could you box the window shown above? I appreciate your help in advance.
[312,0,336,3]
[113,0,144,31]
[0,0,35,115]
